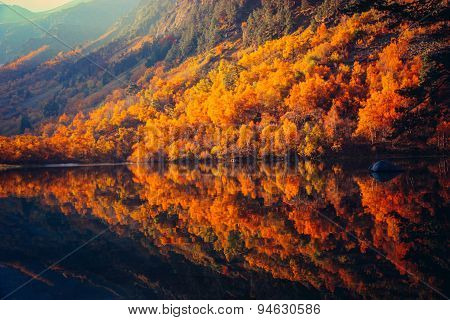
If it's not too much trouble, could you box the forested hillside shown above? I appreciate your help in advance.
[0,0,448,164]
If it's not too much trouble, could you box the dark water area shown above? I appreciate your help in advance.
[0,158,448,299]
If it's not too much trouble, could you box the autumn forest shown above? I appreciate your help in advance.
[0,0,448,164]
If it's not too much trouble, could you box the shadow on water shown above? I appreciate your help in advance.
[0,158,448,299]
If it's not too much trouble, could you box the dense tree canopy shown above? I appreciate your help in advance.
[0,6,447,164]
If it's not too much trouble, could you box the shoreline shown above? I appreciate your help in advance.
[1,154,448,170]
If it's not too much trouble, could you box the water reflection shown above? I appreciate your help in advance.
[370,171,402,183]
[0,159,448,299]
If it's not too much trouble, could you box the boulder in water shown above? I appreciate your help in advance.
[369,160,402,172]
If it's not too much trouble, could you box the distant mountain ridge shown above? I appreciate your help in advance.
[45,0,93,13]
[0,4,37,24]
[0,1,93,24]
[0,0,139,65]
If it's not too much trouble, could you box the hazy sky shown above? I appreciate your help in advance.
[3,1,73,12]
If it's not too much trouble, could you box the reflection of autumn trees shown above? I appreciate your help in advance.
[356,167,449,294]
[0,168,140,226]
[0,161,447,298]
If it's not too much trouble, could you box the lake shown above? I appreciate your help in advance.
[0,158,448,299]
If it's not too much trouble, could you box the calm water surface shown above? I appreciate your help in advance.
[0,159,448,299]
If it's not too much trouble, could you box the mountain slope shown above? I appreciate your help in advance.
[0,0,261,135]
[0,0,448,163]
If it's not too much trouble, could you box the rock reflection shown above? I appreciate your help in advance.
[0,160,448,299]
[370,171,402,182]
